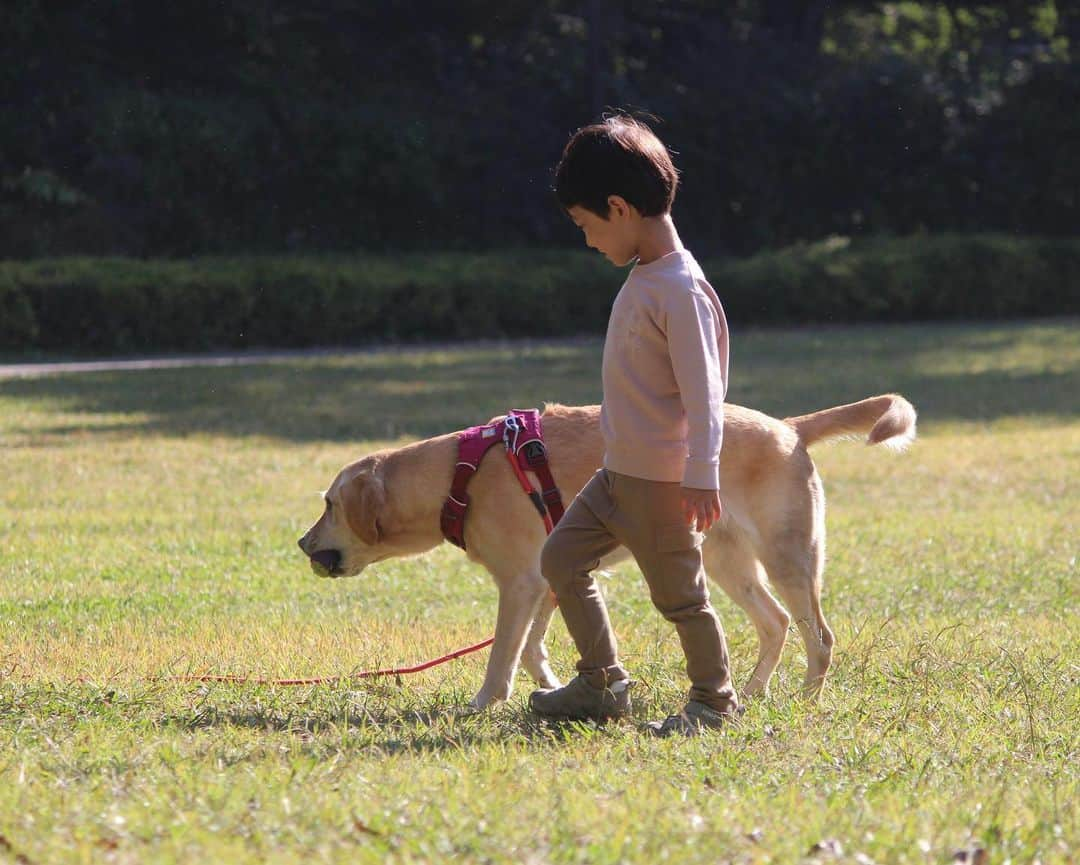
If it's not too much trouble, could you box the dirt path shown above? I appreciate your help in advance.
[0,338,597,380]
[0,349,349,380]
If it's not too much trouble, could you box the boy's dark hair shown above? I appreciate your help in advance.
[554,114,679,218]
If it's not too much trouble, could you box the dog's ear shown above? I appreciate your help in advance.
[341,472,385,546]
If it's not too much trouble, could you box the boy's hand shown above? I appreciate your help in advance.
[682,487,722,532]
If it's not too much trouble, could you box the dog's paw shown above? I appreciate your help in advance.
[453,702,485,717]
[466,692,498,712]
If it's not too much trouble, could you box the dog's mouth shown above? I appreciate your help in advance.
[309,549,343,578]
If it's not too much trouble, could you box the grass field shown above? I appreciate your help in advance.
[1,321,1077,864]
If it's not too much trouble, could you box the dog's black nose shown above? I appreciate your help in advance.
[310,549,342,574]
[297,537,307,554]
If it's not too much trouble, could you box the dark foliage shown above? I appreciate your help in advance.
[1,2,1078,259]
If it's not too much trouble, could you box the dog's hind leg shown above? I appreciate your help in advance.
[471,572,548,709]
[520,586,560,690]
[703,533,790,699]
[759,528,833,699]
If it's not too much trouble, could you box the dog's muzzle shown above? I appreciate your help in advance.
[308,549,342,578]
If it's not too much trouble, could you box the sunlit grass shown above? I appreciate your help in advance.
[1,321,1077,863]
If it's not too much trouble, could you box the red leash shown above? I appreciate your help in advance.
[162,636,496,686]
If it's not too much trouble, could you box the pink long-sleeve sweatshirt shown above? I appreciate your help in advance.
[600,248,729,490]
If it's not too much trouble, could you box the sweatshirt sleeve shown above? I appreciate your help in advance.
[666,287,727,490]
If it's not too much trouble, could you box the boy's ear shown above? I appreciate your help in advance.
[607,195,633,219]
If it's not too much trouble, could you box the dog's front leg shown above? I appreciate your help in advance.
[520,587,560,690]
[470,574,547,709]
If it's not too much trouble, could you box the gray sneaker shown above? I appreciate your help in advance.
[529,675,632,722]
[645,699,736,737]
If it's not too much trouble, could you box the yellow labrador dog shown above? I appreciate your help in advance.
[299,394,915,709]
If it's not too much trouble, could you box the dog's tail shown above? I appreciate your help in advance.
[785,394,917,451]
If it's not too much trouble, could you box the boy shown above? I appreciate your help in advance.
[529,114,739,736]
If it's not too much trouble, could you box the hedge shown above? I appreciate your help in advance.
[2,235,1077,356]
[718,234,1080,324]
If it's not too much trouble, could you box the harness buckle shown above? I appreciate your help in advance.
[503,414,521,453]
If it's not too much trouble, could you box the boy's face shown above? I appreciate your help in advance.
[567,198,640,267]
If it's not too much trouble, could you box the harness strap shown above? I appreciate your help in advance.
[440,460,482,549]
[440,409,566,551]
[519,441,566,527]
[504,448,554,534]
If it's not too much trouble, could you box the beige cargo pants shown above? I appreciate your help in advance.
[540,468,738,713]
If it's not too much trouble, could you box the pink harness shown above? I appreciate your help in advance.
[440,408,566,550]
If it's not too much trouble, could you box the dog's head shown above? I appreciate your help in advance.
[297,457,391,578]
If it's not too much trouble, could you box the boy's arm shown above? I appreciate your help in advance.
[667,287,727,491]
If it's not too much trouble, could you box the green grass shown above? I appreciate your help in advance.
[1,321,1077,864]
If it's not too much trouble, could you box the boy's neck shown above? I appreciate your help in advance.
[635,214,683,266]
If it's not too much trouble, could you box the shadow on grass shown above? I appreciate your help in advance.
[0,679,591,754]
[1,343,606,444]
[159,697,604,755]
[730,320,1080,427]
[2,321,1077,444]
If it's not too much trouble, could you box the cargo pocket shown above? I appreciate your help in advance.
[582,469,617,521]
[656,522,704,552]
